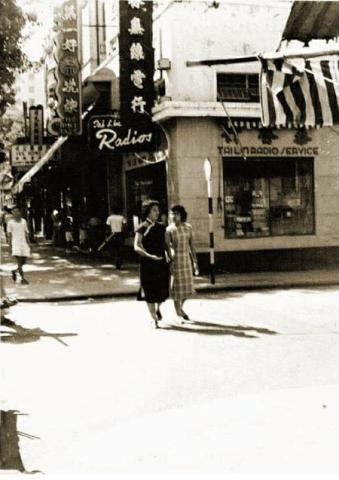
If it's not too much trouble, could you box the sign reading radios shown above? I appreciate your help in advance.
[53,0,82,135]
[119,0,154,126]
[88,115,156,153]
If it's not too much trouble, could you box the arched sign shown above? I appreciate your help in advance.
[88,115,156,153]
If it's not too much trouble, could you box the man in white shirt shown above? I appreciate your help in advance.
[106,209,127,269]
[7,206,31,285]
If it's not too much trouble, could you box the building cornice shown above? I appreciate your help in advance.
[152,101,261,122]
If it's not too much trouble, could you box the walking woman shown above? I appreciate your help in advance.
[7,206,31,285]
[165,205,199,321]
[134,200,170,327]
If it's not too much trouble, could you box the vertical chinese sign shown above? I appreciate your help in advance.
[53,0,82,135]
[29,105,44,146]
[119,0,154,127]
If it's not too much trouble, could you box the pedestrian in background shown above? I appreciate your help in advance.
[62,209,74,252]
[106,209,127,269]
[7,206,31,285]
[2,206,13,243]
[87,215,102,253]
[165,205,199,321]
[134,200,170,328]
[51,209,62,246]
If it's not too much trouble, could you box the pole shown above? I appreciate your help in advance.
[204,158,215,285]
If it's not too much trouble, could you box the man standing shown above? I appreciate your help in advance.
[7,206,31,285]
[106,209,127,269]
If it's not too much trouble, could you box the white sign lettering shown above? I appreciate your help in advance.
[96,128,153,151]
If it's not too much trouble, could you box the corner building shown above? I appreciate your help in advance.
[146,1,339,270]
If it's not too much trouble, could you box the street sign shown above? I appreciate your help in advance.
[88,115,157,153]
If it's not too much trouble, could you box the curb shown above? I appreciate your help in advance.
[15,278,339,303]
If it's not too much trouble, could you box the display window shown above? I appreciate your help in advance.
[126,162,168,224]
[223,158,315,238]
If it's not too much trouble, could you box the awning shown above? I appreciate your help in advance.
[12,67,118,194]
[282,1,339,43]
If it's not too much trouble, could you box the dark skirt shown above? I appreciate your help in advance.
[137,258,170,303]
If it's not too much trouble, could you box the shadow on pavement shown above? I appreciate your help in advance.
[0,410,42,474]
[0,318,77,346]
[160,319,278,338]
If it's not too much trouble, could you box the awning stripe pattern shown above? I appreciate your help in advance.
[260,58,339,128]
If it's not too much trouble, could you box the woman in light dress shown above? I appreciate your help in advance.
[7,206,31,285]
[165,205,199,321]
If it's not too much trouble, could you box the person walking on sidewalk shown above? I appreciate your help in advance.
[165,205,199,321]
[106,209,127,269]
[7,206,31,285]
[134,200,170,328]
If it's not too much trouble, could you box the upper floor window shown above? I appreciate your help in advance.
[217,73,259,102]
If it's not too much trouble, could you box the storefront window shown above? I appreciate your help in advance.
[223,158,314,238]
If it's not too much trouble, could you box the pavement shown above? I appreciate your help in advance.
[1,237,339,302]
[1,289,339,473]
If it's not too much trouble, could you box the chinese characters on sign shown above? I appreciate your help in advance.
[11,144,51,168]
[53,0,82,135]
[29,106,44,146]
[119,0,155,126]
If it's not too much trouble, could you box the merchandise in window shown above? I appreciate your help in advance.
[223,158,314,238]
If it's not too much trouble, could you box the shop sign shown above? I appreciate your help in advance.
[88,115,156,153]
[218,145,319,156]
[29,105,44,146]
[119,0,154,127]
[124,149,167,170]
[53,0,82,135]
[11,144,56,168]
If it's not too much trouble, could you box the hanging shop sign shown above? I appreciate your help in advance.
[119,0,155,127]
[29,105,44,146]
[53,0,82,135]
[88,115,156,153]
[11,144,59,169]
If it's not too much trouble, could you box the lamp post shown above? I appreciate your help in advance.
[204,157,215,284]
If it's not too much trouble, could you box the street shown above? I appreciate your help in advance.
[1,287,339,474]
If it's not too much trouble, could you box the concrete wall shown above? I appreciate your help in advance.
[154,1,292,102]
[169,118,339,252]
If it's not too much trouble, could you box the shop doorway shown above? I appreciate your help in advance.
[126,161,168,226]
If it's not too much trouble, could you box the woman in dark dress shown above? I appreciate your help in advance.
[134,200,170,328]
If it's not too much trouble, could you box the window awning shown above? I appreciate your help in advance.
[282,1,339,43]
[12,68,118,195]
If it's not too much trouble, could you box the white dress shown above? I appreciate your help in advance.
[7,219,31,257]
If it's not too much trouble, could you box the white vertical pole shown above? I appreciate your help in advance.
[204,158,215,284]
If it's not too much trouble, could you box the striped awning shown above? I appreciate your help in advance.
[260,58,339,128]
[282,1,339,43]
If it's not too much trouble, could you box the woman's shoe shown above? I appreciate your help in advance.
[180,310,190,321]
[150,313,159,329]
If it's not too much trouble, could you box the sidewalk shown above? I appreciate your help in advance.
[1,239,339,302]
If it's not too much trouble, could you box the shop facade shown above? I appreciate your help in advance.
[158,115,339,270]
